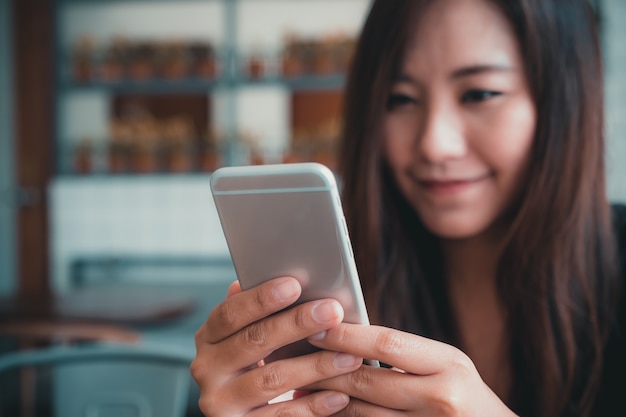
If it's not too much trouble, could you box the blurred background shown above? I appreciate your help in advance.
[0,0,624,416]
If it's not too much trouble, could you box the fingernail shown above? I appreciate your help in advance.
[309,330,326,341]
[325,392,349,409]
[273,279,299,302]
[333,353,362,369]
[312,301,340,323]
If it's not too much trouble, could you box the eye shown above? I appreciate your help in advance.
[386,93,418,110]
[461,90,502,103]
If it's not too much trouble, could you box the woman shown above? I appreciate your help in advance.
[191,0,626,416]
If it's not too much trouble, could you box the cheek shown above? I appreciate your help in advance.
[382,115,417,168]
[482,100,536,179]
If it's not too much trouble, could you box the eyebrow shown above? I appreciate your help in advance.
[450,64,514,79]
[392,64,514,84]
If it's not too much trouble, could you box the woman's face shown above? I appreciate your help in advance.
[383,0,536,240]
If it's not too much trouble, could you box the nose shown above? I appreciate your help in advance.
[417,102,466,163]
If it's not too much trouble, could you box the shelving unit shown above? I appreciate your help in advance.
[49,0,371,291]
[54,0,369,176]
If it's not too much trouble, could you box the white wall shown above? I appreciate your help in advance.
[604,0,626,203]
[0,0,16,295]
[50,176,231,291]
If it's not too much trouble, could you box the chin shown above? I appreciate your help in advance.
[418,210,493,241]
[426,224,487,240]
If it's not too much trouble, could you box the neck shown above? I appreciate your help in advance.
[439,230,504,289]
[439,231,512,401]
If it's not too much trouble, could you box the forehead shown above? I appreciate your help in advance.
[404,0,522,72]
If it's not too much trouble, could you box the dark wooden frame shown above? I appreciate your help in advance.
[13,0,55,295]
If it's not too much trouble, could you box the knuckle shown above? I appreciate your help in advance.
[312,354,328,377]
[373,329,404,357]
[348,367,374,393]
[333,398,364,417]
[310,351,334,378]
[242,322,268,347]
[275,397,323,417]
[331,323,349,344]
[275,390,348,417]
[430,352,473,417]
[253,287,272,312]
[214,300,238,331]
[194,322,212,346]
[341,402,362,417]
[293,307,310,332]
[189,358,204,382]
[197,395,219,417]
[432,388,463,417]
[304,393,334,417]
[448,348,475,376]
[257,365,286,393]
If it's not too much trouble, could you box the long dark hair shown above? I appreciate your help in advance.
[338,1,620,416]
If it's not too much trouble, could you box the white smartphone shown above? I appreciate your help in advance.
[210,162,377,365]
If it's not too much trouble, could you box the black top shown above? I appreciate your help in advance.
[590,203,626,416]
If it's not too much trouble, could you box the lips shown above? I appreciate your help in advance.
[416,175,489,196]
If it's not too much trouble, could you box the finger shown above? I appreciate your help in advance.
[317,367,498,416]
[202,276,302,344]
[213,299,345,371]
[332,397,405,417]
[246,390,349,417]
[193,280,242,351]
[305,365,420,410]
[308,323,460,375]
[227,280,241,297]
[224,349,362,409]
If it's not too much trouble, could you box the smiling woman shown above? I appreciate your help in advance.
[382,0,536,241]
[340,0,623,415]
[191,1,626,417]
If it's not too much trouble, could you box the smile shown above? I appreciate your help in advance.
[417,175,490,196]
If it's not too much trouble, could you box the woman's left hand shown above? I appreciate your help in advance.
[304,324,518,417]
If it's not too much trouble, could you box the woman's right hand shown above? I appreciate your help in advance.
[190,276,363,417]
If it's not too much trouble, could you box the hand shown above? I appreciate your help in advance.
[190,277,363,417]
[305,324,518,417]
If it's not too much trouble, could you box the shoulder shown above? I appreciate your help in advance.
[611,203,626,239]
[611,203,626,271]
[591,203,626,416]
[604,201,626,341]
[612,202,626,230]
[610,203,626,316]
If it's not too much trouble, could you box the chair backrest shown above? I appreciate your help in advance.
[0,343,193,417]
